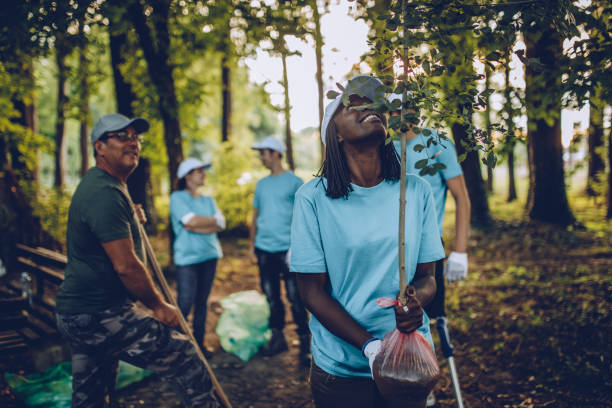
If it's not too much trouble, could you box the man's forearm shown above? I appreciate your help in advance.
[117,260,166,311]
[411,262,437,307]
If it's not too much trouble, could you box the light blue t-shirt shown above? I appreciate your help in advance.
[395,129,463,236]
[253,171,303,252]
[170,190,223,266]
[290,176,445,378]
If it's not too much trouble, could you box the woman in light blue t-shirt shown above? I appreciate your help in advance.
[290,76,444,408]
[170,158,225,358]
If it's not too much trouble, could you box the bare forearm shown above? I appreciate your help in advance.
[297,275,371,350]
[411,262,437,307]
[185,215,218,229]
[117,261,165,311]
[184,225,221,234]
[454,197,470,252]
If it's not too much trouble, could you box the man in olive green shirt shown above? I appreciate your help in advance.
[55,113,220,408]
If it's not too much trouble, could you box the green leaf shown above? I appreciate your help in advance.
[326,90,339,99]
[457,153,467,163]
[433,162,447,170]
[415,158,428,169]
[413,144,425,152]
[422,128,431,136]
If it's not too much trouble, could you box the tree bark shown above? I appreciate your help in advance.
[452,119,492,229]
[128,0,183,190]
[108,22,136,117]
[281,48,295,170]
[79,42,90,177]
[525,29,575,226]
[608,122,612,219]
[586,87,605,196]
[54,34,69,188]
[485,64,493,194]
[503,56,517,202]
[313,0,325,165]
[221,53,232,142]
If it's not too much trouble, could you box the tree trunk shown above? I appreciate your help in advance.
[525,29,575,226]
[108,7,159,234]
[452,119,492,228]
[313,0,325,165]
[608,123,612,219]
[54,35,69,188]
[586,87,605,196]
[221,54,232,143]
[79,42,90,177]
[128,0,183,190]
[484,64,493,193]
[109,22,136,117]
[503,56,517,202]
[281,49,295,170]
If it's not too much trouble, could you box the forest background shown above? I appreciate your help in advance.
[0,0,611,406]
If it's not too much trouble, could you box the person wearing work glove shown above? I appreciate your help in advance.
[388,94,471,406]
[291,76,444,408]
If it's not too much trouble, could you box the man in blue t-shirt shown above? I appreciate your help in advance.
[248,136,309,364]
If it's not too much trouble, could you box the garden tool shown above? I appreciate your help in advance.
[436,317,465,408]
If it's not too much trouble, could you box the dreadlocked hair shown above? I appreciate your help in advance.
[316,115,401,199]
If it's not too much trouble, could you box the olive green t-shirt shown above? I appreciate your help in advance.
[56,167,144,314]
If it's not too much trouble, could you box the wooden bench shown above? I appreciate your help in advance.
[1,244,66,354]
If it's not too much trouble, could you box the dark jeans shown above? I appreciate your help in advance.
[424,255,445,319]
[56,304,219,408]
[176,259,218,346]
[310,362,426,408]
[255,248,309,335]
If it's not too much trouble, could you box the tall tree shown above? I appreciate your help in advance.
[77,28,90,177]
[523,26,575,226]
[502,50,518,202]
[54,31,70,188]
[127,0,183,190]
[484,63,494,194]
[310,0,327,164]
[586,86,605,196]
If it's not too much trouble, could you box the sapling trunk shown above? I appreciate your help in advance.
[398,0,409,305]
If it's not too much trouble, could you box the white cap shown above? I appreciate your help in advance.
[177,158,212,179]
[321,75,386,145]
[251,136,286,153]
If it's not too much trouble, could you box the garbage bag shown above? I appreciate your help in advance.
[372,328,440,399]
[215,290,271,362]
[5,361,153,408]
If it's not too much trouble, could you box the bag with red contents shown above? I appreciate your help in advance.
[372,295,440,399]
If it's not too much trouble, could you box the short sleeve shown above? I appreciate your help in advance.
[290,190,326,273]
[417,184,445,263]
[434,137,463,181]
[85,188,133,243]
[170,193,192,224]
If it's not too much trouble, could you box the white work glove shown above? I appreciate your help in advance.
[362,339,382,377]
[444,252,468,282]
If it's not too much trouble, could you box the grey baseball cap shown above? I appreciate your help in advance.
[91,113,150,143]
[320,75,386,145]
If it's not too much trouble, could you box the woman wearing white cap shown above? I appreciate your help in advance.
[290,75,444,408]
[170,158,225,358]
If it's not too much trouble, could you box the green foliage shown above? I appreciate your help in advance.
[207,140,259,230]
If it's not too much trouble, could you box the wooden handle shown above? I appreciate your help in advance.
[137,223,232,408]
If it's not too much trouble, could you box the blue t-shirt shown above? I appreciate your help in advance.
[170,190,223,266]
[395,129,463,236]
[290,176,445,378]
[253,171,303,252]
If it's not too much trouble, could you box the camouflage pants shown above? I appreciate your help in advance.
[56,303,220,408]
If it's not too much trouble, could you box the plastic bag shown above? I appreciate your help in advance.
[4,361,152,408]
[215,290,271,362]
[372,328,440,399]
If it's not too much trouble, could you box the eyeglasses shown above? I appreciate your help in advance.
[101,131,144,143]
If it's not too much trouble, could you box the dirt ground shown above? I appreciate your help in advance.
[2,216,611,408]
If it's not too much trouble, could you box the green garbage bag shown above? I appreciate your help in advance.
[215,290,271,362]
[5,361,153,408]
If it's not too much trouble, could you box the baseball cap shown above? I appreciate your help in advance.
[91,113,150,144]
[177,158,212,179]
[320,75,386,145]
[251,136,286,154]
